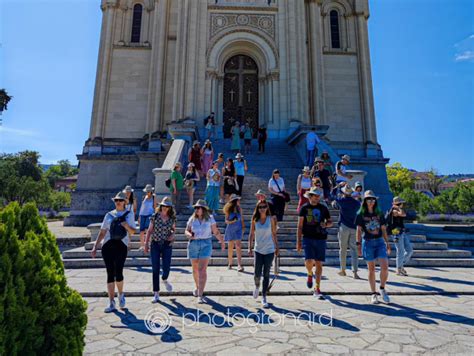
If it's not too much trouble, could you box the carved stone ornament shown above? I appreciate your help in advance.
[209,13,275,40]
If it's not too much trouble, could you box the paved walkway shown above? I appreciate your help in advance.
[84,295,474,355]
[48,220,90,238]
[67,267,474,296]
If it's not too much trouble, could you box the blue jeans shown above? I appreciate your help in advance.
[393,233,413,268]
[150,241,172,292]
[306,148,317,167]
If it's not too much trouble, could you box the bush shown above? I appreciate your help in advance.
[0,202,87,355]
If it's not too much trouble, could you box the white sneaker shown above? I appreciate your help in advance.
[261,297,269,308]
[104,299,116,313]
[379,289,390,304]
[152,293,160,303]
[118,293,126,309]
[253,287,259,299]
[163,280,173,292]
[198,296,206,304]
[193,288,198,297]
[371,294,379,304]
[313,289,325,300]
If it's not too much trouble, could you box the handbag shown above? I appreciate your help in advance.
[273,178,290,203]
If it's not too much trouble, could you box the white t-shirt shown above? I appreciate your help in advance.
[100,209,137,246]
[268,177,285,193]
[186,215,217,240]
[306,131,320,150]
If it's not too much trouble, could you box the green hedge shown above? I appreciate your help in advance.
[0,202,87,355]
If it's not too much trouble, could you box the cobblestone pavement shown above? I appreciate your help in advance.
[48,221,90,238]
[67,267,474,296]
[84,295,474,355]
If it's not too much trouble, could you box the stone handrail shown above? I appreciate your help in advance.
[152,139,188,199]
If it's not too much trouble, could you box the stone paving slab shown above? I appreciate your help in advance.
[67,267,474,296]
[49,220,90,238]
[83,295,474,355]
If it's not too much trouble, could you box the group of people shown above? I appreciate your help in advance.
[91,138,412,312]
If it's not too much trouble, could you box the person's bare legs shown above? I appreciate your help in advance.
[116,280,124,295]
[107,282,115,301]
[139,231,145,249]
[197,259,209,296]
[236,240,243,268]
[315,261,323,289]
[379,258,389,288]
[305,259,315,275]
[367,261,376,293]
[191,259,199,290]
[227,240,234,267]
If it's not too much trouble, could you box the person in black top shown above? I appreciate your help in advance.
[311,157,333,201]
[297,187,332,300]
[257,125,267,153]
[387,196,413,276]
[355,190,391,304]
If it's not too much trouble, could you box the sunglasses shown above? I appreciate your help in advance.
[258,205,268,210]
[114,199,125,202]
[194,207,204,210]
[366,198,376,202]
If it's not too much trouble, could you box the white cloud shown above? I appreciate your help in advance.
[0,126,38,137]
[454,34,474,62]
[455,50,474,62]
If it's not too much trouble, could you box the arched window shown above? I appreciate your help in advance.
[131,4,143,43]
[330,10,341,49]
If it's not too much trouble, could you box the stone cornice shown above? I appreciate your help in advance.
[208,5,278,12]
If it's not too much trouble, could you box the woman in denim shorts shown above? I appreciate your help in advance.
[355,190,392,305]
[185,199,225,304]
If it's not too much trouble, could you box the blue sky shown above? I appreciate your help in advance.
[1,0,473,174]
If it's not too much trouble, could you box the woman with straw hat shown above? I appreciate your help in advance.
[387,197,413,276]
[138,184,157,250]
[122,185,137,218]
[184,162,200,208]
[355,190,391,304]
[297,166,312,212]
[144,197,176,303]
[224,194,245,271]
[91,191,137,313]
[185,199,225,303]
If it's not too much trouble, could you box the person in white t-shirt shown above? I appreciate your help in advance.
[305,128,320,166]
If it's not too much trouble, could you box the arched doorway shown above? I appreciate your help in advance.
[223,55,259,138]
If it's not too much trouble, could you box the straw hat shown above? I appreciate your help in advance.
[228,194,241,202]
[304,187,323,199]
[341,154,351,162]
[341,185,353,195]
[302,166,311,172]
[159,196,174,207]
[314,157,324,164]
[193,140,200,146]
[363,190,378,200]
[193,199,209,210]
[143,184,154,193]
[254,189,267,198]
[123,185,133,193]
[354,181,363,188]
[111,191,127,202]
[235,153,243,159]
[393,196,406,205]
[188,162,195,167]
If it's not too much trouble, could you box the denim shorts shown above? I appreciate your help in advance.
[363,237,388,262]
[188,238,213,260]
[139,215,152,232]
[302,238,326,262]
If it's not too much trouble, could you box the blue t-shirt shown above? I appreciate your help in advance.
[335,196,361,229]
[234,160,246,176]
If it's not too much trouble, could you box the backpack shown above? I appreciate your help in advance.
[110,211,130,240]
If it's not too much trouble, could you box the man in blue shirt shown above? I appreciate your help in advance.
[333,185,361,279]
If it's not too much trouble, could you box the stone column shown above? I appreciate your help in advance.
[308,0,326,125]
[258,77,266,126]
[184,0,200,118]
[147,0,169,133]
[217,75,224,130]
[89,0,117,139]
[355,6,377,144]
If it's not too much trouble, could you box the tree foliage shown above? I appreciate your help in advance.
[426,168,445,196]
[44,160,78,188]
[0,202,87,355]
[386,162,415,196]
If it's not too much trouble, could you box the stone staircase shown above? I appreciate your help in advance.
[62,139,474,268]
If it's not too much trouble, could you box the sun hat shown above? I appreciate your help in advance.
[193,199,209,210]
[354,181,362,188]
[111,191,127,202]
[302,166,310,172]
[304,187,323,199]
[342,154,351,162]
[254,189,267,198]
[393,196,406,205]
[159,196,174,207]
[314,157,324,163]
[235,153,243,159]
[341,185,354,195]
[363,190,378,200]
[193,140,200,146]
[273,169,280,174]
[228,194,241,202]
[204,139,211,145]
[143,184,154,193]
[123,185,133,193]
[188,162,195,167]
